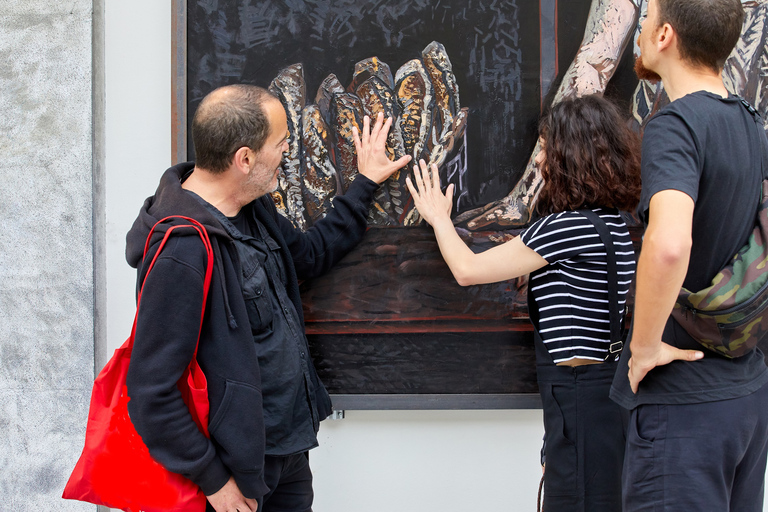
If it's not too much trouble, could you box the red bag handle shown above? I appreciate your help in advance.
[131,216,214,361]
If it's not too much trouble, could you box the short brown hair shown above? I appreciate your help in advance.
[191,84,278,174]
[536,95,641,215]
[657,0,744,73]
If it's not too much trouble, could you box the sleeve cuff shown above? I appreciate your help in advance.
[195,455,231,496]
[232,469,271,501]
[345,174,379,207]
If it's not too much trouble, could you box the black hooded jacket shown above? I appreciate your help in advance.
[124,162,379,498]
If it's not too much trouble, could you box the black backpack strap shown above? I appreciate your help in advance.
[740,98,768,181]
[578,209,624,359]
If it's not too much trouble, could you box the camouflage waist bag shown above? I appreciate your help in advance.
[671,100,768,358]
[671,180,768,358]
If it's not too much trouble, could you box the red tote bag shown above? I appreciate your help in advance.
[63,216,213,512]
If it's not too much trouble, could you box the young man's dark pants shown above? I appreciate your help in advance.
[623,381,768,511]
[206,452,313,512]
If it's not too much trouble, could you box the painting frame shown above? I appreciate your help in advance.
[169,0,595,410]
[173,0,768,409]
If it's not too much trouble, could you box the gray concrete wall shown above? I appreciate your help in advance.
[0,1,98,510]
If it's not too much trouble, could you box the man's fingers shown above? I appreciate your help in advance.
[393,154,412,170]
[362,115,371,146]
[369,112,384,144]
[676,348,704,362]
[628,346,703,395]
[628,367,641,394]
[627,358,645,394]
[351,125,361,154]
[376,115,393,146]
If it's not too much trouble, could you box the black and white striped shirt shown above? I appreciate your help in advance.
[520,208,636,364]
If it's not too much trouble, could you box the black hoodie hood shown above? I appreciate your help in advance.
[126,162,241,330]
[126,162,230,269]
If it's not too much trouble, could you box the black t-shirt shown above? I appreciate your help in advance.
[611,92,768,408]
[228,207,255,238]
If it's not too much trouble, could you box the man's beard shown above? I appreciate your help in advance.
[634,55,662,83]
[245,164,280,199]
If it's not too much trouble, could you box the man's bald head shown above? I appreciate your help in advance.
[191,84,281,174]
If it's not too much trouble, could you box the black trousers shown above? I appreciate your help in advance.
[538,361,628,512]
[623,380,768,512]
[534,326,628,512]
[206,452,313,512]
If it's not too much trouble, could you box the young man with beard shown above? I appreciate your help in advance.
[609,0,768,510]
[124,84,410,512]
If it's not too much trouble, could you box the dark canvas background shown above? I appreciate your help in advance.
[187,0,637,214]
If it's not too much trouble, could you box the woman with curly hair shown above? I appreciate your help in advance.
[407,94,641,512]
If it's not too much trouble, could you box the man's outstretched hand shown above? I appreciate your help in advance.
[352,112,412,185]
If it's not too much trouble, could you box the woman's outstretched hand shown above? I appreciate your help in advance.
[405,159,454,227]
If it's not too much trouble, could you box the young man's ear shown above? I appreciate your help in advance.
[656,22,676,53]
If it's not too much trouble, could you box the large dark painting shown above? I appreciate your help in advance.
[174,0,768,408]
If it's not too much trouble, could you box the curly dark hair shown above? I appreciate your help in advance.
[536,95,641,215]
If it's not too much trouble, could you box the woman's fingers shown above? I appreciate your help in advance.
[430,163,440,190]
[413,161,426,195]
[405,175,417,197]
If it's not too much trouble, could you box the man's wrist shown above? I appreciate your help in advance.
[353,172,377,186]
[628,339,659,365]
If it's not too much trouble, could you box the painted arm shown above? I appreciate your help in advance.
[459,0,640,230]
[627,190,703,393]
[406,160,547,286]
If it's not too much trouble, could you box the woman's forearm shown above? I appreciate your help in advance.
[431,215,479,286]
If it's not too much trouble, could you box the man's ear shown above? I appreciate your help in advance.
[656,22,676,53]
[232,146,252,175]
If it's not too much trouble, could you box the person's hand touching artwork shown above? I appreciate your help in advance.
[268,41,468,230]
[406,159,454,228]
[352,112,412,185]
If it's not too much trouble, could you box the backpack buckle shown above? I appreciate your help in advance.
[605,341,624,361]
